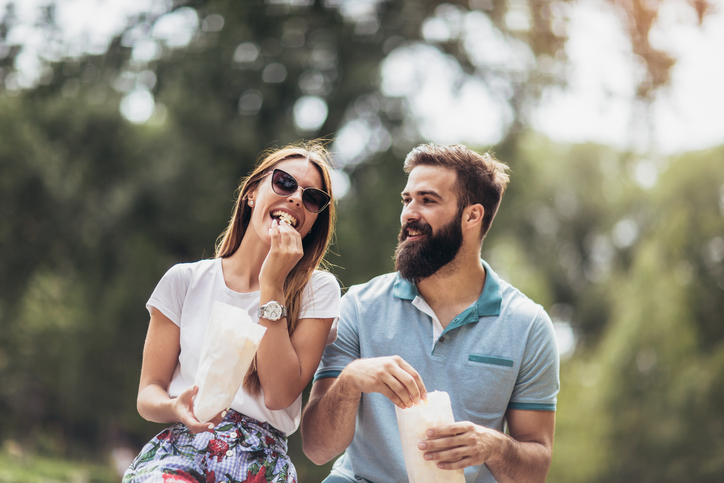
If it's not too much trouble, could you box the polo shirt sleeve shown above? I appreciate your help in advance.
[314,288,361,381]
[508,307,560,411]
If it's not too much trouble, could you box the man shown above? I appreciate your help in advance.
[301,144,559,482]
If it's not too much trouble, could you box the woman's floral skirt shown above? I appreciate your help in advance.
[122,410,296,483]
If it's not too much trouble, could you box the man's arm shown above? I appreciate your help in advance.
[302,356,428,465]
[419,409,555,483]
[301,376,359,465]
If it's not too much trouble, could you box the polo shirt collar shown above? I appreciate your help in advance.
[392,259,502,330]
[392,275,418,300]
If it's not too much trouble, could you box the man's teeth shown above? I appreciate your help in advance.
[408,230,422,236]
[272,211,297,227]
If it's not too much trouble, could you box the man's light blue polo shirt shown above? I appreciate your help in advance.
[314,260,560,483]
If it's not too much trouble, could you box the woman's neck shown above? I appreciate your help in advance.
[221,233,268,293]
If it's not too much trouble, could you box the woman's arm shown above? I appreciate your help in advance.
[255,219,336,409]
[136,309,215,433]
[254,314,334,410]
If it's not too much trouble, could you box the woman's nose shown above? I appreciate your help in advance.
[286,188,303,207]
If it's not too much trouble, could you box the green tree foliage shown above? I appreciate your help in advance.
[591,149,724,482]
[539,146,724,482]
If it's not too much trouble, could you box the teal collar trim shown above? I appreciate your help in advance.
[392,275,418,300]
[476,259,502,317]
[392,259,503,334]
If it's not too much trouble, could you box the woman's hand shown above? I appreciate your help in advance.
[172,386,216,434]
[259,219,304,290]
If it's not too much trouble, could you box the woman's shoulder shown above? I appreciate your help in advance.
[165,258,217,276]
[309,269,341,290]
[158,258,218,288]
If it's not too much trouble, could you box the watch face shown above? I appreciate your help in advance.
[267,303,282,320]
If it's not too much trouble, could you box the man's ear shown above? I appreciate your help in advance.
[463,204,485,230]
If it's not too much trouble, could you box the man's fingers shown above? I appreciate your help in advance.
[419,422,493,469]
[421,441,471,463]
[344,356,427,407]
[377,384,411,409]
[434,455,473,470]
[373,364,418,408]
[419,434,464,452]
[426,422,469,438]
[437,460,471,470]
[388,360,426,404]
[355,362,411,408]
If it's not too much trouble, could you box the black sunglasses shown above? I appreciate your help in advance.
[269,168,330,214]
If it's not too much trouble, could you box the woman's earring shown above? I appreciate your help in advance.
[248,199,254,207]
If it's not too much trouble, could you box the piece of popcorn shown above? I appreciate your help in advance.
[278,212,295,226]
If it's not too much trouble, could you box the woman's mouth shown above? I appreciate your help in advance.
[271,210,298,228]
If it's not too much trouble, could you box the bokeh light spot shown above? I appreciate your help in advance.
[262,63,287,83]
[120,89,155,124]
[238,90,263,115]
[293,96,328,131]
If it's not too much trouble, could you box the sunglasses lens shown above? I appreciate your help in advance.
[303,189,329,213]
[271,169,329,213]
[272,170,297,195]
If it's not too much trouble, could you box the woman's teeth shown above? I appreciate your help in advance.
[272,211,297,227]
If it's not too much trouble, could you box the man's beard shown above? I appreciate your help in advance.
[394,211,464,282]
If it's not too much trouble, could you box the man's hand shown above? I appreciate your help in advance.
[302,357,426,466]
[340,356,427,409]
[418,421,505,470]
[418,410,555,483]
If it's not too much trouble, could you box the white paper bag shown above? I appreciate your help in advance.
[193,301,267,423]
[395,390,466,483]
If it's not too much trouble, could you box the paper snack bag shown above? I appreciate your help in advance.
[395,390,466,483]
[193,301,267,423]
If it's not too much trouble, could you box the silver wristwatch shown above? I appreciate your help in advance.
[258,300,287,321]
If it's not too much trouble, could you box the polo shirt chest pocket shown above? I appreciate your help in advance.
[455,354,517,423]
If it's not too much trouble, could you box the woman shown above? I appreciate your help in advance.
[124,143,340,483]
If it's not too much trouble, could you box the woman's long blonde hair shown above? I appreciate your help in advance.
[215,142,336,396]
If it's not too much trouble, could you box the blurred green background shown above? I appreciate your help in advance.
[1,0,723,481]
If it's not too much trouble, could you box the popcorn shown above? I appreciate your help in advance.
[278,212,295,226]
[271,210,297,227]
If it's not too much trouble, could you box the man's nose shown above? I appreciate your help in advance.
[401,202,419,224]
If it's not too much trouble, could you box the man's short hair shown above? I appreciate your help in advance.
[404,144,510,239]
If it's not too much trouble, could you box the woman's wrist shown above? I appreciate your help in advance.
[138,389,179,424]
[259,283,285,302]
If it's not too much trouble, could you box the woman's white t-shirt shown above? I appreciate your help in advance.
[146,257,341,435]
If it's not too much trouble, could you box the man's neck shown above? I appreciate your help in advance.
[415,252,487,329]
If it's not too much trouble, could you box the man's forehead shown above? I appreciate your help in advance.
[403,165,457,194]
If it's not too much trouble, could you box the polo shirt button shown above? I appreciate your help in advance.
[439,336,445,342]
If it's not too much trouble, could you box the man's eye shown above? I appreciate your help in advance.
[401,198,410,204]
